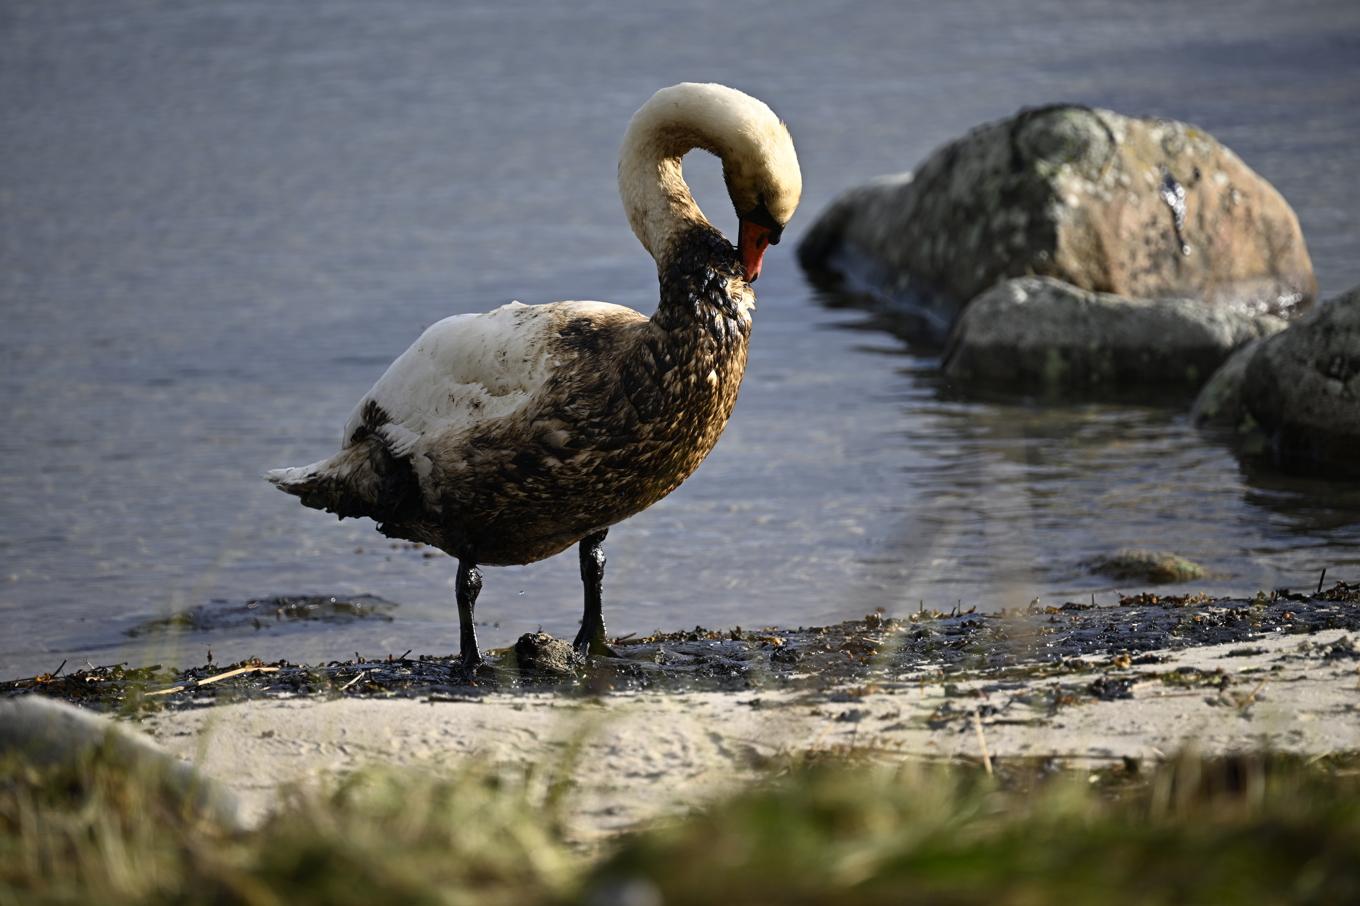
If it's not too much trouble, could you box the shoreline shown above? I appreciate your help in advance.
[6,582,1357,706]
[6,582,1355,839]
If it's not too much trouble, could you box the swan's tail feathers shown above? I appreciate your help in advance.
[265,462,325,493]
[266,442,423,524]
[265,459,329,500]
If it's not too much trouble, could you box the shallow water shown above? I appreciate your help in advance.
[3,0,1359,678]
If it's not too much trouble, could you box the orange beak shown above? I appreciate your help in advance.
[738,218,773,283]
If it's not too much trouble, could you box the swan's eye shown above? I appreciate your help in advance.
[742,198,782,244]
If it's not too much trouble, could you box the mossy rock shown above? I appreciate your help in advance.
[1088,549,1207,584]
[800,105,1316,338]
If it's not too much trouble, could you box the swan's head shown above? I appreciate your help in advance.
[713,92,802,283]
[620,83,802,282]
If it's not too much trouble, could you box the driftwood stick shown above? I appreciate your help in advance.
[1237,680,1268,711]
[146,665,281,697]
[972,707,994,776]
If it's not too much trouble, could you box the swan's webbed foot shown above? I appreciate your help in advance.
[459,648,484,674]
[574,529,619,658]
[455,558,485,673]
[573,629,619,659]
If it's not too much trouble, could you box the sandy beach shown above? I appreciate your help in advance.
[137,625,1360,839]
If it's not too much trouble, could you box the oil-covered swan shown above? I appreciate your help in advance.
[267,83,802,668]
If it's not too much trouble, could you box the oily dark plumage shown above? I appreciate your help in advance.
[268,82,800,668]
[373,226,751,566]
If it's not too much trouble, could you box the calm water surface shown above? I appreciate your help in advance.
[3,0,1359,677]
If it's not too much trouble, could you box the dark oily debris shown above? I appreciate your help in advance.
[1157,666,1230,689]
[1224,646,1269,658]
[124,595,398,637]
[1289,634,1360,662]
[1088,675,1136,701]
[3,662,179,711]
[5,583,1358,713]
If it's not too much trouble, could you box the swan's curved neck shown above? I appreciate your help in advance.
[622,83,792,268]
[618,117,717,267]
[618,84,799,283]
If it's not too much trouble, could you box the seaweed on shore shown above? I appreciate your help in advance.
[4,582,1357,713]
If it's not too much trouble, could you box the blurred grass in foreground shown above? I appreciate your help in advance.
[2,746,1358,905]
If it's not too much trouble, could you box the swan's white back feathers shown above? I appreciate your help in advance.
[341,299,630,453]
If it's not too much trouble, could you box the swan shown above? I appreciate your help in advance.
[267,83,801,669]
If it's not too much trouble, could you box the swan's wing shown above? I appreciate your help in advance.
[341,300,640,454]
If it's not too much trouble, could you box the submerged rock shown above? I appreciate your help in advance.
[799,105,1315,341]
[943,277,1284,392]
[1194,286,1360,477]
[1087,549,1207,584]
[124,594,398,637]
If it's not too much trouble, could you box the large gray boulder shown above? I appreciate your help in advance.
[943,277,1285,392]
[1194,286,1360,477]
[799,105,1316,337]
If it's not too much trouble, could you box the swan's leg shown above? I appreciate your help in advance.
[573,529,616,656]
[455,558,484,671]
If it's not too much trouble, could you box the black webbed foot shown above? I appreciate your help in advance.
[455,558,484,673]
[574,529,619,658]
